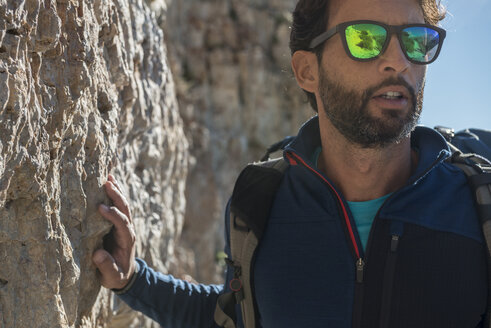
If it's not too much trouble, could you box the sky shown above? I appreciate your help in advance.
[421,0,491,131]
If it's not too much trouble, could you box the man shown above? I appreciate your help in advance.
[93,0,489,326]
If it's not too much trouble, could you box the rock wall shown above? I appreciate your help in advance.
[0,0,315,326]
[0,0,187,327]
[159,0,313,283]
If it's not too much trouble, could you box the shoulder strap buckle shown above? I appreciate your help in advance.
[435,126,455,142]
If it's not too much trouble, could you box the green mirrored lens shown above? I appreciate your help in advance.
[402,27,440,62]
[345,24,387,59]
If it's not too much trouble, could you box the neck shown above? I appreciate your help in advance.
[318,117,417,202]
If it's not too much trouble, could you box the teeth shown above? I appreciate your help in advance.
[384,92,402,97]
[381,91,403,99]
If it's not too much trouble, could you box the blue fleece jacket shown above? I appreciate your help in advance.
[117,116,488,328]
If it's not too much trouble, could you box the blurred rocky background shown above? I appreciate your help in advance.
[160,0,312,285]
[0,0,311,327]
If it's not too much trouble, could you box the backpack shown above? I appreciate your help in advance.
[214,127,491,328]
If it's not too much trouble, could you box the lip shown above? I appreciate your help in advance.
[371,96,409,110]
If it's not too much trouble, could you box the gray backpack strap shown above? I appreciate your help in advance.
[447,148,491,327]
[214,292,238,328]
[214,158,288,328]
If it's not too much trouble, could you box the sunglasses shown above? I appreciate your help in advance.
[309,20,446,65]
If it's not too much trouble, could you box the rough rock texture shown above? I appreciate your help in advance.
[159,0,313,283]
[0,0,315,325]
[0,0,187,327]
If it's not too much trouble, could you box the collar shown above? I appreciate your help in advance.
[284,116,452,183]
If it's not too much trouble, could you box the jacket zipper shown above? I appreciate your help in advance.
[352,190,405,327]
[352,259,365,328]
[356,258,365,283]
[379,234,401,328]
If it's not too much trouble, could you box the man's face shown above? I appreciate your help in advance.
[317,0,427,148]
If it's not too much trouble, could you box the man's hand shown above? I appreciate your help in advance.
[92,174,137,290]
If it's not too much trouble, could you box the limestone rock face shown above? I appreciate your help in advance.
[0,0,315,325]
[0,0,187,327]
[159,0,313,283]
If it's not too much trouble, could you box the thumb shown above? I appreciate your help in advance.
[92,249,126,289]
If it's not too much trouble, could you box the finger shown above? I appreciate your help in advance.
[98,204,134,245]
[104,181,131,221]
[92,249,125,289]
[108,174,124,194]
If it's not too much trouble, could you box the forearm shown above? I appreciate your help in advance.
[117,258,223,328]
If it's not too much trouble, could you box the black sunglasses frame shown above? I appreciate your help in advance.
[309,20,447,65]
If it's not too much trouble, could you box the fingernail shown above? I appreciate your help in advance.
[99,204,109,212]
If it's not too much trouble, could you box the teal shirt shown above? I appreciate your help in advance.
[312,147,391,250]
[346,195,391,250]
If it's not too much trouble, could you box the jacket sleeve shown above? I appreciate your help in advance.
[117,258,223,328]
[115,199,235,328]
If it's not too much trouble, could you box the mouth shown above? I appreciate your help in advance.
[377,91,404,100]
[371,86,410,110]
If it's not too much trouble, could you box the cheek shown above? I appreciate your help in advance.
[321,43,373,89]
[321,59,369,94]
[412,66,427,90]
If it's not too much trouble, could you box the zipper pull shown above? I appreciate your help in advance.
[356,258,365,283]
[390,235,400,252]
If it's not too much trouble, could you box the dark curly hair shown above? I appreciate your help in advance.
[290,0,446,112]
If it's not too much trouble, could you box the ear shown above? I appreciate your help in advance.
[291,50,319,94]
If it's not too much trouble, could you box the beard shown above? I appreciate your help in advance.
[318,69,424,149]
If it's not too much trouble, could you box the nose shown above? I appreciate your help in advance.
[378,34,410,74]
